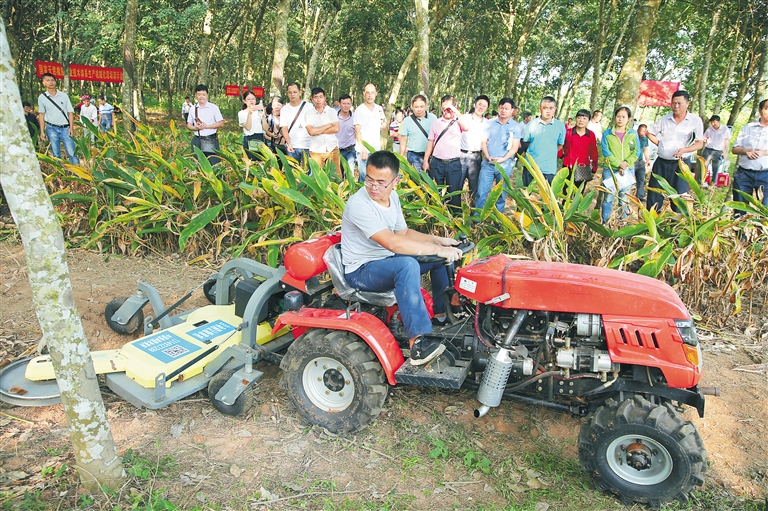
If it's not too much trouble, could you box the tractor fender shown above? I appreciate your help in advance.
[272,308,405,385]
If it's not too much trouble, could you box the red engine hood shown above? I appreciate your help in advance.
[456,254,689,319]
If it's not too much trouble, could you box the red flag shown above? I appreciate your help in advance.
[638,80,681,107]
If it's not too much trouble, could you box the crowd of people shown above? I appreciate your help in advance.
[31,73,768,219]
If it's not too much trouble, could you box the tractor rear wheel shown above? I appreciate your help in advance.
[280,329,388,434]
[578,395,707,508]
[104,297,144,335]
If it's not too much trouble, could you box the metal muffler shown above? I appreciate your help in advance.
[475,348,514,417]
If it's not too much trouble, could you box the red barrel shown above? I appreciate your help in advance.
[284,233,341,281]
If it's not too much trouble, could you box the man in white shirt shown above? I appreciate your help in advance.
[587,110,603,142]
[305,87,341,177]
[79,95,98,142]
[181,96,193,122]
[280,82,310,165]
[459,95,489,205]
[646,90,705,212]
[731,98,768,211]
[186,84,225,165]
[702,114,730,186]
[37,72,79,164]
[353,82,387,181]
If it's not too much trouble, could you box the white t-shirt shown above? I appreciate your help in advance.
[460,113,488,152]
[280,101,310,149]
[341,187,406,273]
[80,104,98,124]
[238,108,264,136]
[353,103,386,152]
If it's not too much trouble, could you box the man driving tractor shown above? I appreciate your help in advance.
[341,150,463,365]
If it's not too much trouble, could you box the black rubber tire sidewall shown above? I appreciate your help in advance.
[104,297,144,335]
[282,329,387,434]
[208,369,253,417]
[579,396,706,507]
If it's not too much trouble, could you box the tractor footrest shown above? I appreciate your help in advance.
[395,359,470,389]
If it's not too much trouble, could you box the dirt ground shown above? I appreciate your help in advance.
[1,240,766,510]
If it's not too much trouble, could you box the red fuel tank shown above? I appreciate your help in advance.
[283,233,341,284]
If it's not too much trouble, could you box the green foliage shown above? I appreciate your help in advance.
[36,121,768,320]
[428,439,449,459]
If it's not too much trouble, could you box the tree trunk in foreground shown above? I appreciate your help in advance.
[0,20,125,491]
[613,0,661,115]
[122,0,138,134]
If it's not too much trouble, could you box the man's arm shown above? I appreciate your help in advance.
[732,144,767,159]
[370,228,460,260]
[422,140,435,171]
[646,133,659,146]
[281,126,294,152]
[673,139,704,158]
[38,112,46,140]
[499,138,520,163]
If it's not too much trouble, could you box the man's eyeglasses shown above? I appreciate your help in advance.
[364,174,400,190]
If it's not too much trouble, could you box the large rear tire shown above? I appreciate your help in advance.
[578,396,707,509]
[280,329,388,434]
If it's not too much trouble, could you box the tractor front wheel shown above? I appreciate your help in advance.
[280,329,388,434]
[578,395,707,508]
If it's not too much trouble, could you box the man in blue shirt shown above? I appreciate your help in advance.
[522,96,566,185]
[476,98,522,212]
[398,94,436,171]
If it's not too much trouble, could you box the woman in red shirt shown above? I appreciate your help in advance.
[562,109,599,190]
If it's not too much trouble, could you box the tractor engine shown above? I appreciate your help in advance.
[474,306,620,417]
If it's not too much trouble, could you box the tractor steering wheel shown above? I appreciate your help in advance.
[414,235,474,264]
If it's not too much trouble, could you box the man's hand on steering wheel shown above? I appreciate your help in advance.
[436,246,463,263]
[435,236,460,247]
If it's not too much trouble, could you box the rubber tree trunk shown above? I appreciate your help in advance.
[713,30,741,116]
[613,0,661,115]
[749,37,768,120]
[697,7,721,118]
[385,0,458,119]
[271,0,290,95]
[121,0,138,134]
[415,0,429,96]
[304,7,339,95]
[727,47,759,126]
[505,0,548,99]
[197,6,214,85]
[589,0,608,112]
[0,20,125,491]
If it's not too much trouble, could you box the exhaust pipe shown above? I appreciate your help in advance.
[701,386,721,396]
[474,405,491,418]
[474,348,513,418]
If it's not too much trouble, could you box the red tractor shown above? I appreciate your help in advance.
[1,232,711,508]
[272,233,710,508]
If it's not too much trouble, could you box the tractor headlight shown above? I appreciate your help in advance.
[676,319,702,371]
[674,319,698,346]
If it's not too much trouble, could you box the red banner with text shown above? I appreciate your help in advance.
[70,64,123,83]
[225,85,266,98]
[35,61,64,79]
[35,61,123,83]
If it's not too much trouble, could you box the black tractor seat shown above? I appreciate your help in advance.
[322,245,397,307]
